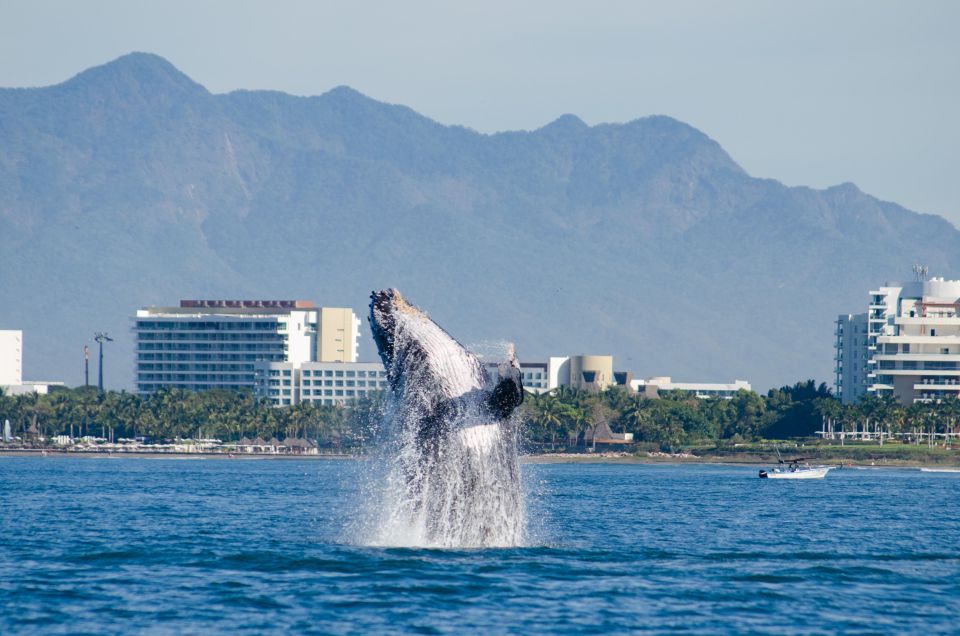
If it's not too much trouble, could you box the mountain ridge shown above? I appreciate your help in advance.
[1,53,956,391]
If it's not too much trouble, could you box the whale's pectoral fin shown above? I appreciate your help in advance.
[487,363,524,419]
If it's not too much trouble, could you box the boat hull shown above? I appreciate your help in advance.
[759,466,831,479]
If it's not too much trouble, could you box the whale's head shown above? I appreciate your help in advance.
[369,288,406,368]
[369,288,485,400]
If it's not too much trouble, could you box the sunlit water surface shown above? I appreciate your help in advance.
[1,458,959,634]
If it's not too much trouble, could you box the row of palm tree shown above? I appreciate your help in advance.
[813,393,960,446]
[0,386,384,448]
[6,381,958,451]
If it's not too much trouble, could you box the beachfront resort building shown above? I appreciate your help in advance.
[512,356,619,394]
[0,330,64,396]
[254,361,389,407]
[133,300,361,395]
[629,377,752,399]
[835,276,960,403]
[834,313,869,404]
[512,356,745,398]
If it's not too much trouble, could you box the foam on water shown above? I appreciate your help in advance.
[357,311,525,549]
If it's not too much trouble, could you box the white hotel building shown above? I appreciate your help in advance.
[835,277,960,404]
[515,356,749,398]
[0,330,63,395]
[134,300,360,395]
[254,361,390,407]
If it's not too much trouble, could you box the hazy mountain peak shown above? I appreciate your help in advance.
[321,85,371,102]
[60,51,207,97]
[540,113,589,132]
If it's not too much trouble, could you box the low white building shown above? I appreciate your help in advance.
[510,356,620,394]
[254,361,389,406]
[629,376,751,399]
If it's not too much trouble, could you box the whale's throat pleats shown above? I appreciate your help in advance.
[393,310,484,400]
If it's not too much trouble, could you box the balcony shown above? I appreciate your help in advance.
[913,382,960,391]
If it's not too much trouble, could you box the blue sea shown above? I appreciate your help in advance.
[1,457,959,634]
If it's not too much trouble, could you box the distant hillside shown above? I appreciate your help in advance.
[1,52,957,390]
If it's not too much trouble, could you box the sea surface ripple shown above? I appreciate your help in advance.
[1,458,959,634]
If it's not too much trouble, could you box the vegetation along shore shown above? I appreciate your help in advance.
[2,381,960,465]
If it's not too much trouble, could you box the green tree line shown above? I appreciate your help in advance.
[0,386,383,449]
[5,381,959,451]
[519,381,960,449]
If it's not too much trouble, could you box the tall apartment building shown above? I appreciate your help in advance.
[835,277,960,404]
[0,330,64,395]
[834,313,869,404]
[0,330,22,386]
[133,300,360,394]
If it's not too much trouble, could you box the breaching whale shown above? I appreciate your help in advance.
[367,288,526,547]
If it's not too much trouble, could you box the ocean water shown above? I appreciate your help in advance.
[1,458,959,634]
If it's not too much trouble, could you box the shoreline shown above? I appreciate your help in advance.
[0,449,358,460]
[2,448,958,468]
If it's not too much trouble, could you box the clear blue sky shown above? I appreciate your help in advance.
[2,1,958,224]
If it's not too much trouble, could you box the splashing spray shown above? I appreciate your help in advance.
[359,289,526,548]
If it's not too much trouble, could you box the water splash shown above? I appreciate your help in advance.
[355,294,526,548]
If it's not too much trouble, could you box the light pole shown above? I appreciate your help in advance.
[94,332,113,393]
[84,345,90,387]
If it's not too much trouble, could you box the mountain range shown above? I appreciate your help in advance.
[2,52,957,391]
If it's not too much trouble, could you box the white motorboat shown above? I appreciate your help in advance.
[759,459,832,479]
[919,467,960,473]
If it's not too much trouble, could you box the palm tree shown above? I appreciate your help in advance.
[813,397,841,441]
